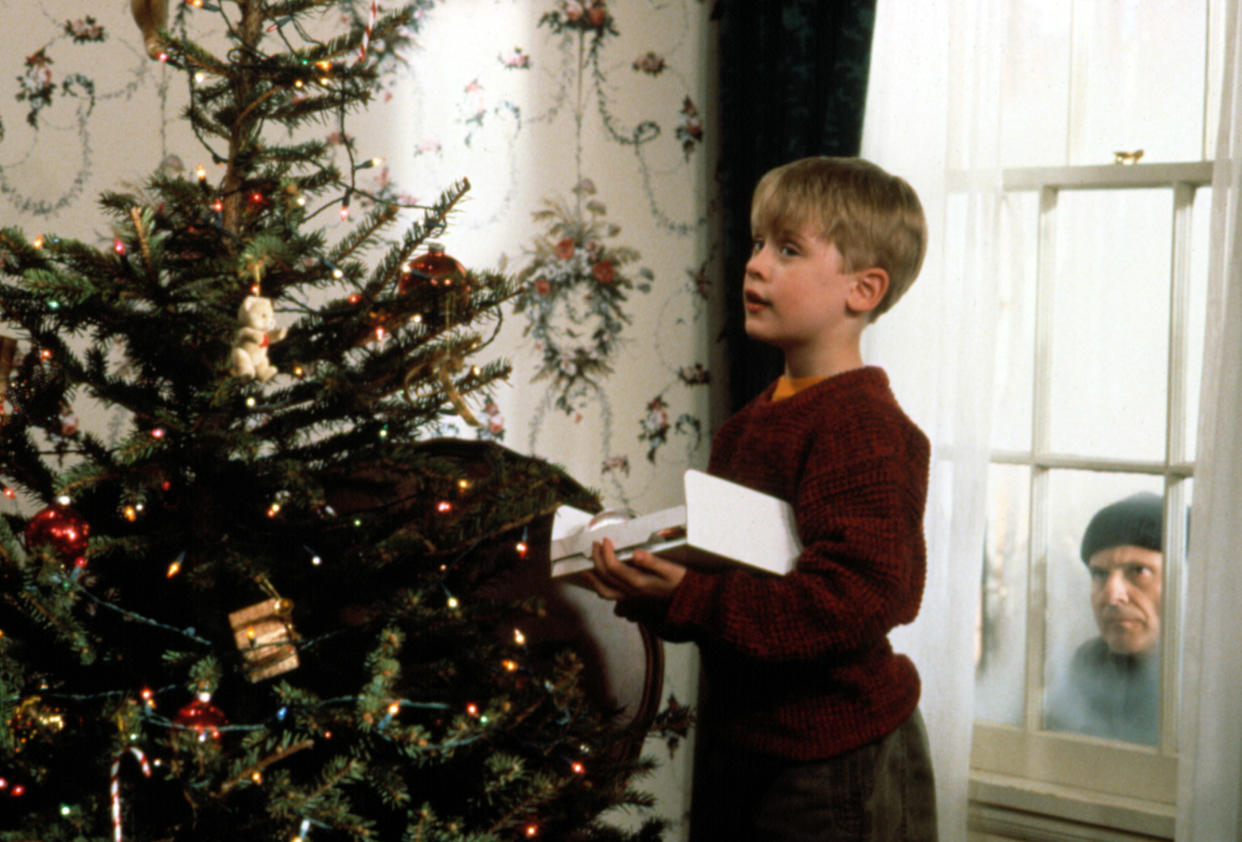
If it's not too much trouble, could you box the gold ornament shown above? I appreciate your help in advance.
[402,349,481,427]
[9,696,67,752]
[228,598,299,682]
[130,0,168,59]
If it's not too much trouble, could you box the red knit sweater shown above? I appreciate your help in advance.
[629,366,930,759]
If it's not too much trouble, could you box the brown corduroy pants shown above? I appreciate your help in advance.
[688,709,938,842]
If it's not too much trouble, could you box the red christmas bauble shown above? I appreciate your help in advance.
[174,697,227,737]
[399,242,467,298]
[24,504,90,566]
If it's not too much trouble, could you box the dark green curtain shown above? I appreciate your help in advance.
[715,0,878,412]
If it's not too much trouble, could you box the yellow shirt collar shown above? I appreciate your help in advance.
[771,375,827,401]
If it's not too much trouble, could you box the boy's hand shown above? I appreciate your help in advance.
[583,537,687,601]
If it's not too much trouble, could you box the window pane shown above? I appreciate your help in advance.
[975,463,1031,726]
[991,192,1038,451]
[1048,190,1171,461]
[1068,0,1208,164]
[1042,470,1165,745]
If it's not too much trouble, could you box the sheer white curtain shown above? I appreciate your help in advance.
[864,0,1242,838]
[860,2,1001,839]
[1179,0,1242,836]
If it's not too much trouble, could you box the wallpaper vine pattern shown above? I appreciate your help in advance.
[1,10,145,217]
[511,180,653,414]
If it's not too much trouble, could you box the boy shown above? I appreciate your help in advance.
[585,157,935,841]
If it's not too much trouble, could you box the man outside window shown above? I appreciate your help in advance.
[1044,492,1164,744]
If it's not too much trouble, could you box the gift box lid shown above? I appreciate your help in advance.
[550,470,801,578]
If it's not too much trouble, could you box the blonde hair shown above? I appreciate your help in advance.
[750,156,927,321]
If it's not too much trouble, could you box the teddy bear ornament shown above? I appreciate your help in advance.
[231,295,288,383]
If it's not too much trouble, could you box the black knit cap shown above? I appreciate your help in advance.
[1080,492,1164,564]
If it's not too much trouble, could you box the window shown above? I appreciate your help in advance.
[965,1,1221,836]
[969,166,1209,835]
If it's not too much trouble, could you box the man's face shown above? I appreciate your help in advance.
[1087,545,1163,655]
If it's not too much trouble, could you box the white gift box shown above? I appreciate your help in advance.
[550,469,802,579]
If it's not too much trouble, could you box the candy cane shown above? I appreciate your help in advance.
[357,1,378,63]
[110,747,152,842]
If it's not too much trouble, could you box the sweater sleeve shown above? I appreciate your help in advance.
[653,415,929,663]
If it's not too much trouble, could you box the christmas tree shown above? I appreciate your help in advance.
[0,2,669,839]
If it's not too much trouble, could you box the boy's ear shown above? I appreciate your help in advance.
[847,267,890,315]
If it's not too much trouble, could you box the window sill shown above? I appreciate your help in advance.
[969,771,1175,841]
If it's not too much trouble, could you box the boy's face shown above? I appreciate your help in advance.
[743,221,857,365]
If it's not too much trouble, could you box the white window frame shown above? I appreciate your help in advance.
[967,161,1211,840]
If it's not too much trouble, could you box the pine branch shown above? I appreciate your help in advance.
[217,737,315,795]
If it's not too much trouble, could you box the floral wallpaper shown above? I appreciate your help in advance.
[0,1,717,835]
[370,0,718,515]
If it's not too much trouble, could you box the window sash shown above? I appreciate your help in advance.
[972,722,1178,806]
[969,162,1210,801]
[1000,161,1213,191]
